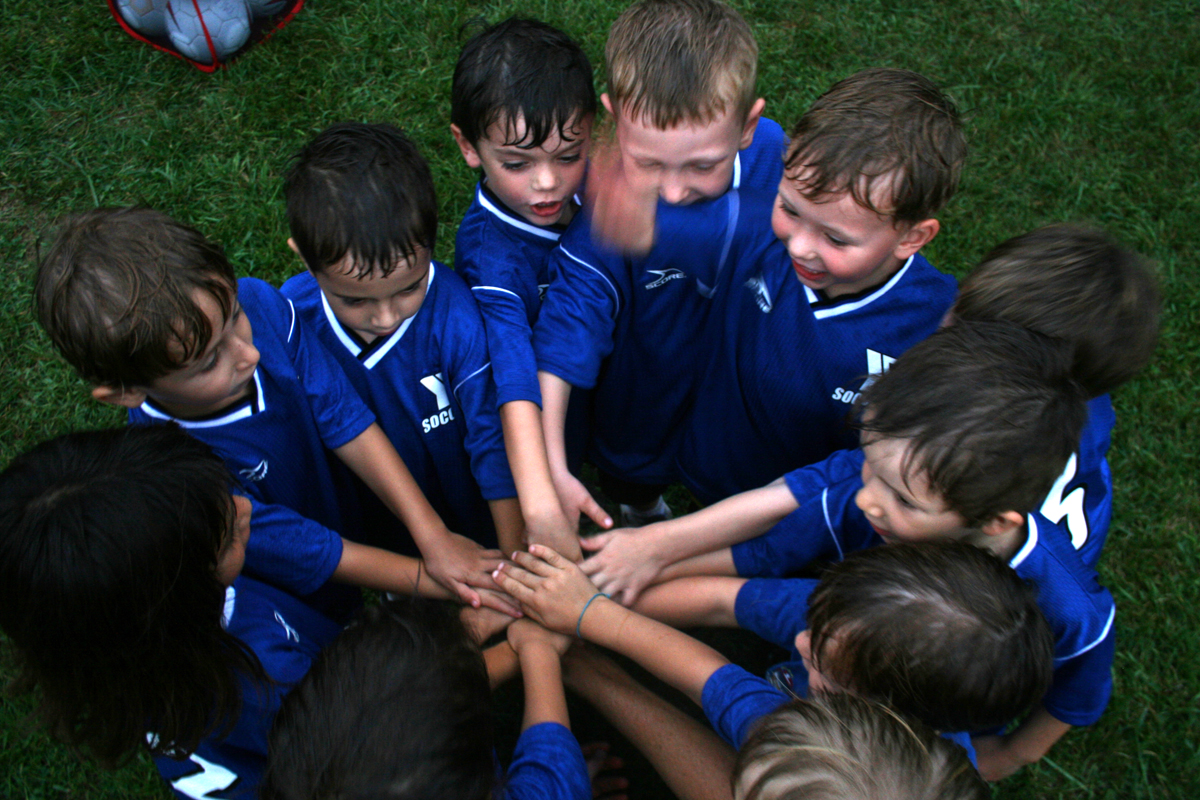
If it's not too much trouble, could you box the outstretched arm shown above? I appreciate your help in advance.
[580,480,797,604]
[972,707,1071,781]
[631,576,746,629]
[538,372,613,532]
[494,545,728,705]
[508,619,574,730]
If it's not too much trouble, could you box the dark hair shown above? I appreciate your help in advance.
[856,320,1089,526]
[786,68,966,224]
[605,0,758,127]
[35,207,237,388]
[261,597,494,800]
[736,694,989,800]
[0,425,263,766]
[285,122,438,278]
[953,224,1161,397]
[806,542,1054,732]
[452,17,596,149]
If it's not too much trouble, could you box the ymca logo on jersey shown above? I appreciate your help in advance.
[239,459,269,482]
[644,268,686,290]
[831,349,895,404]
[745,273,772,312]
[538,283,549,302]
[420,373,456,433]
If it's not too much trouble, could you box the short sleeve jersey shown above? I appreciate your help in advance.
[532,119,789,485]
[455,182,575,408]
[501,721,591,800]
[677,215,958,504]
[282,264,515,546]
[152,576,343,800]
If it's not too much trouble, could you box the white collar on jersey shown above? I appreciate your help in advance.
[320,263,436,370]
[805,254,916,319]
[221,584,236,629]
[478,183,572,242]
[138,370,266,429]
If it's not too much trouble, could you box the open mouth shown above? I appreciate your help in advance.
[792,260,826,283]
[531,201,563,218]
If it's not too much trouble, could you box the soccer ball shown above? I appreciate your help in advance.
[165,0,252,63]
[116,0,168,38]
[245,0,288,17]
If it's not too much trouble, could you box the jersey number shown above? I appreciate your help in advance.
[172,753,238,799]
[1039,453,1089,550]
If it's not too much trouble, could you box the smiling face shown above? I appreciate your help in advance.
[453,113,592,227]
[141,289,260,419]
[312,248,432,344]
[771,170,937,298]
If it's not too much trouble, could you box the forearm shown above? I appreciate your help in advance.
[489,497,526,556]
[334,540,452,599]
[537,371,573,475]
[518,646,571,730]
[632,577,745,628]
[498,400,580,559]
[973,707,1072,781]
[659,549,740,583]
[484,641,520,689]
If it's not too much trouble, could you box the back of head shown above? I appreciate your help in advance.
[954,224,1162,396]
[787,68,966,223]
[857,319,1089,525]
[735,694,988,800]
[261,598,494,800]
[452,17,596,148]
[605,0,758,127]
[807,541,1055,732]
[0,425,258,765]
[35,207,237,387]
[285,122,438,278]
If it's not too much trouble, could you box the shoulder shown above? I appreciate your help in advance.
[237,277,298,340]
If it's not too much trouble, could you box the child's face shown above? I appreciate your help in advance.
[606,96,765,205]
[313,248,432,344]
[144,290,260,419]
[771,171,930,298]
[215,494,252,587]
[854,435,975,544]
[453,113,592,227]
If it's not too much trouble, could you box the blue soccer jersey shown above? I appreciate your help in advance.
[533,119,789,485]
[456,181,576,408]
[152,576,343,800]
[702,663,792,749]
[130,278,375,595]
[282,264,515,548]
[502,722,591,800]
[677,210,958,504]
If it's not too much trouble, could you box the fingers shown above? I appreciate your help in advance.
[493,560,541,593]
[526,543,570,569]
[579,532,612,552]
[477,588,523,618]
[511,547,563,577]
[454,581,482,609]
[579,493,614,529]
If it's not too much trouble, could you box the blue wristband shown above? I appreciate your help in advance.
[576,592,610,639]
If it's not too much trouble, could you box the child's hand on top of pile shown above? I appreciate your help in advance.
[579,526,669,606]
[494,544,605,635]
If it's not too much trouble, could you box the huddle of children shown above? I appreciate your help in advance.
[0,0,1162,798]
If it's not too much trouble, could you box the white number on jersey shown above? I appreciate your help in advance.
[1039,452,1089,550]
[172,753,238,799]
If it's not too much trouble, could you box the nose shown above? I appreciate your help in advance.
[371,301,402,333]
[787,228,819,262]
[532,162,559,192]
[236,336,260,371]
[659,174,690,205]
[854,483,881,519]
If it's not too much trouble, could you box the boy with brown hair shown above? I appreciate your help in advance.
[532,0,788,529]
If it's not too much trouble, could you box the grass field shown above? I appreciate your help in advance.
[2,0,1198,797]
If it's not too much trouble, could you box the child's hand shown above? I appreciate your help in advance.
[525,509,584,563]
[580,527,667,606]
[424,532,505,608]
[493,544,607,635]
[551,468,613,532]
[584,138,658,256]
[507,617,573,658]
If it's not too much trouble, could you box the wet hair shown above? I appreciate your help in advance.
[285,122,438,278]
[0,425,262,766]
[856,320,1089,526]
[786,68,967,224]
[806,542,1055,732]
[261,597,494,800]
[953,224,1161,397]
[451,17,596,149]
[605,0,758,128]
[35,207,237,388]
[735,694,989,800]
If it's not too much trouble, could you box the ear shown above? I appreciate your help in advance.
[892,217,940,261]
[601,92,615,117]
[980,510,1025,538]
[738,97,767,151]
[91,384,147,410]
[449,124,482,169]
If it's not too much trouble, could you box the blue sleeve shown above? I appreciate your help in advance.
[734,578,818,651]
[242,496,343,596]
[702,664,790,749]
[942,731,979,768]
[502,722,591,800]
[471,282,543,407]
[532,231,623,389]
[1043,618,1115,726]
[782,449,865,500]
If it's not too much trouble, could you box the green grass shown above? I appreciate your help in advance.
[2,0,1198,797]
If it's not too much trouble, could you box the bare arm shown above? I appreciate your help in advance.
[488,497,527,558]
[484,641,520,689]
[972,706,1072,781]
[508,619,573,730]
[538,371,612,531]
[563,646,735,800]
[498,400,581,560]
[335,423,502,607]
[631,576,746,629]
[494,545,729,705]
[580,480,796,604]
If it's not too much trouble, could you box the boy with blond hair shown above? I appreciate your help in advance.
[533,0,788,529]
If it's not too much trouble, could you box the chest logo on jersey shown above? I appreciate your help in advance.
[831,349,895,404]
[538,283,549,302]
[420,373,456,433]
[274,610,300,642]
[745,274,773,312]
[644,268,686,290]
[239,459,269,482]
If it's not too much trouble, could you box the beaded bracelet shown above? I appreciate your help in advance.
[576,592,610,638]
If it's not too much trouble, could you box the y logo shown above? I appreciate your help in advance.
[420,373,451,410]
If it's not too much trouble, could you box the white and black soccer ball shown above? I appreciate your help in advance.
[116,0,169,38]
[165,0,252,63]
[245,0,288,17]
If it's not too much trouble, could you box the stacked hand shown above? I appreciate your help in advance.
[494,544,608,635]
[580,527,666,606]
